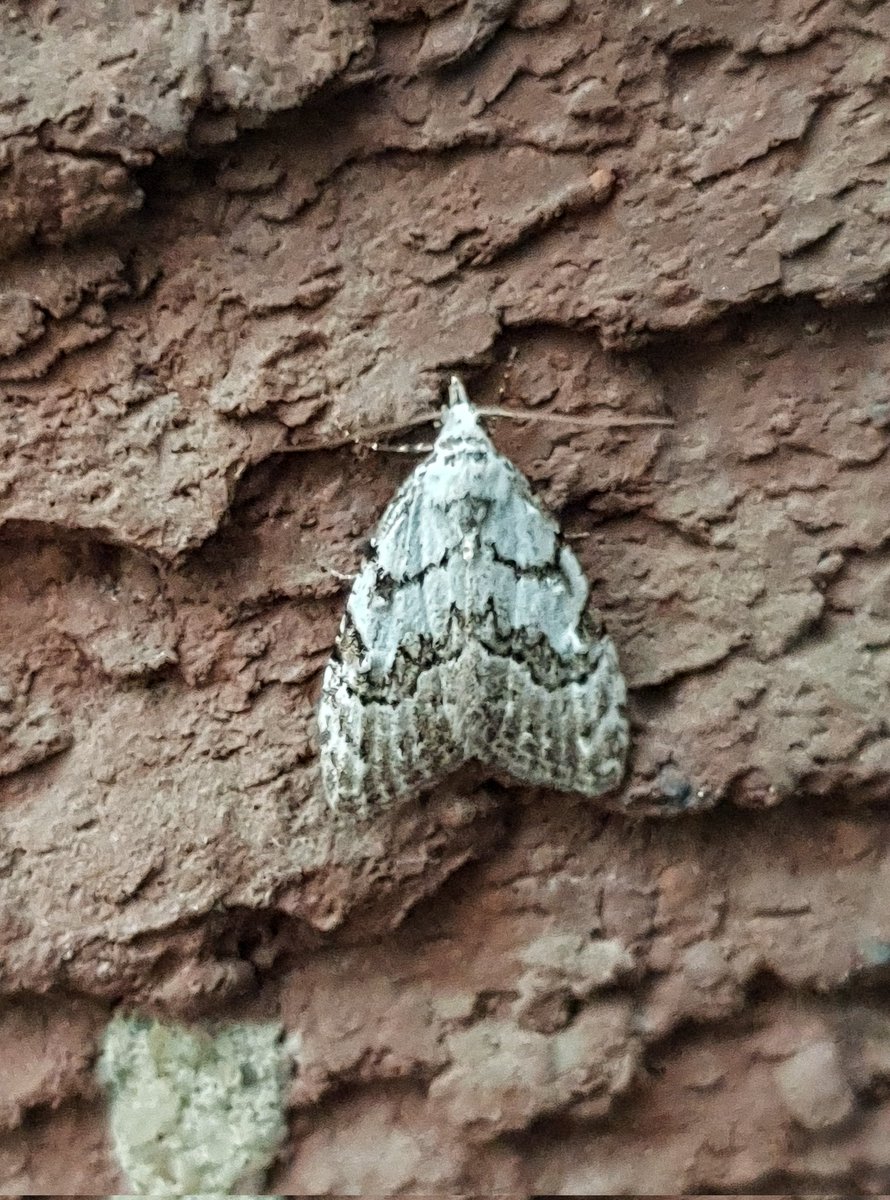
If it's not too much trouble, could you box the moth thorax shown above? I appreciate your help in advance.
[460,532,478,561]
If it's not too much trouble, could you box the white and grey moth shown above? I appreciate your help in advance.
[317,377,629,811]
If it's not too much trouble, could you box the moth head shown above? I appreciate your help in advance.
[428,375,517,505]
[440,375,489,445]
[447,375,471,409]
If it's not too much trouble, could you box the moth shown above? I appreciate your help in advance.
[317,377,629,811]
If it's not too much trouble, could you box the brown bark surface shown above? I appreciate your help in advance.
[1,0,890,1192]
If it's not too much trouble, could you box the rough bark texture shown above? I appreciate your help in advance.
[1,0,890,1192]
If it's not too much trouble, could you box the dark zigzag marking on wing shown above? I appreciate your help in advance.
[353,529,580,595]
[327,601,609,700]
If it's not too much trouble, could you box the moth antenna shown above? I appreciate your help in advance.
[476,406,673,429]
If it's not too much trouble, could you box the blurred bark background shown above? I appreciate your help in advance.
[1,0,890,1191]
